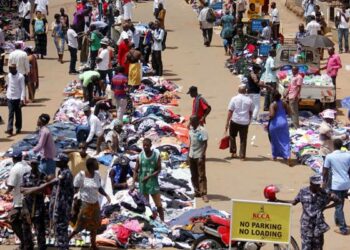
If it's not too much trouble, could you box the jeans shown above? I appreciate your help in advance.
[189,157,207,196]
[201,28,213,46]
[332,190,348,233]
[68,46,78,72]
[229,121,249,158]
[7,99,22,132]
[289,99,299,128]
[152,50,163,76]
[338,28,349,52]
[263,82,276,110]
[115,97,127,123]
[39,158,56,176]
[248,93,260,120]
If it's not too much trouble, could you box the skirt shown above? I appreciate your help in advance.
[74,201,101,232]
[34,33,47,56]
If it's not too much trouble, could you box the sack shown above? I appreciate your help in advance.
[206,8,216,23]
[34,19,45,34]
[219,135,230,150]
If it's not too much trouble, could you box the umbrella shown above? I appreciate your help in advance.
[299,35,334,48]
[341,96,350,109]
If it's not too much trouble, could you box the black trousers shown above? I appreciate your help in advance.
[272,22,280,41]
[229,121,249,158]
[7,99,22,132]
[90,50,98,70]
[152,50,163,76]
[0,47,4,73]
[201,28,213,46]
[22,18,31,40]
[9,208,24,249]
[83,84,94,106]
[68,46,78,72]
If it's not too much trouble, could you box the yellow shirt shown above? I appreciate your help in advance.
[68,152,89,177]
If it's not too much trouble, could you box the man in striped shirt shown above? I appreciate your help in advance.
[112,66,128,123]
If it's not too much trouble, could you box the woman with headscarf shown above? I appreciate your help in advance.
[31,11,48,59]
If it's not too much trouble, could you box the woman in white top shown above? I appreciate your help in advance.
[69,158,110,250]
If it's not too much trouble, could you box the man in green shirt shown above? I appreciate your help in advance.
[88,24,103,69]
[79,70,101,105]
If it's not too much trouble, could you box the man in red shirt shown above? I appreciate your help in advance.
[118,33,130,75]
[187,86,211,126]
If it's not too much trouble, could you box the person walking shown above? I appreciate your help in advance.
[49,153,74,250]
[270,2,279,41]
[67,24,79,74]
[19,0,32,40]
[247,64,262,123]
[51,14,66,64]
[335,5,349,53]
[32,11,48,59]
[30,113,56,177]
[24,47,39,102]
[284,66,302,128]
[220,9,234,55]
[8,43,30,78]
[83,105,104,154]
[302,0,315,23]
[187,86,211,126]
[5,64,26,136]
[321,47,342,88]
[188,115,209,203]
[5,150,31,249]
[34,0,49,16]
[306,15,321,36]
[268,92,291,164]
[261,50,278,111]
[122,0,134,21]
[292,174,340,250]
[69,158,111,250]
[112,66,128,123]
[323,139,350,235]
[133,138,164,221]
[198,2,214,47]
[151,20,165,76]
[225,85,254,160]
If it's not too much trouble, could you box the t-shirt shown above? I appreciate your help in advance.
[67,28,78,49]
[324,150,350,191]
[261,26,271,40]
[35,0,49,15]
[68,152,90,177]
[79,71,100,87]
[198,7,214,29]
[97,48,110,71]
[74,171,101,204]
[336,11,349,29]
[271,8,279,23]
[90,31,102,52]
[288,74,303,100]
[6,161,31,207]
[228,94,254,125]
[19,1,31,19]
[306,20,320,35]
[261,56,277,83]
[192,95,209,123]
[112,73,128,98]
[189,126,208,159]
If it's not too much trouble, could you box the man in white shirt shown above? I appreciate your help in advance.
[67,24,79,74]
[96,38,111,88]
[19,0,31,39]
[270,2,279,41]
[336,6,349,53]
[152,20,165,76]
[6,150,31,249]
[34,0,49,16]
[83,106,104,154]
[6,65,26,135]
[306,15,320,36]
[260,21,271,40]
[302,0,315,23]
[198,2,214,47]
[225,85,254,160]
[8,43,30,77]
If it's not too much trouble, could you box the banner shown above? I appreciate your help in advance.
[231,200,292,244]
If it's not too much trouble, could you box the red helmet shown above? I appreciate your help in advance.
[264,185,280,201]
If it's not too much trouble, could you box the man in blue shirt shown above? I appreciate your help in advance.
[323,139,350,235]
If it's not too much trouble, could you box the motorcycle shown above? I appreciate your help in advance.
[190,185,300,250]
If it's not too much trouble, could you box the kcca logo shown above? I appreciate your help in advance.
[252,205,271,221]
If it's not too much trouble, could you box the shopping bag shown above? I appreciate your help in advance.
[219,135,230,150]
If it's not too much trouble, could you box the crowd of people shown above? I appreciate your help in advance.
[1,0,350,249]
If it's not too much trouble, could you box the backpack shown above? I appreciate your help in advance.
[34,19,45,34]
[206,8,216,23]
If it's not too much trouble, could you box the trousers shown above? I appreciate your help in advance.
[201,28,213,46]
[189,157,207,196]
[229,121,249,158]
[152,50,163,76]
[248,93,260,120]
[68,46,77,72]
[7,99,22,132]
[289,99,299,128]
[338,28,349,52]
[115,97,127,122]
[263,82,276,110]
[332,190,348,233]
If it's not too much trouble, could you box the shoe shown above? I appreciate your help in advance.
[16,130,21,134]
[202,195,209,203]
[5,130,13,136]
[240,157,246,161]
[334,228,350,235]
[231,153,237,159]
[69,71,79,75]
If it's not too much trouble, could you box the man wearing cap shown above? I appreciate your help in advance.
[323,139,350,235]
[79,70,101,105]
[292,174,340,250]
[225,85,254,160]
[96,38,111,90]
[50,153,74,250]
[30,113,56,177]
[83,106,104,154]
[187,86,211,126]
[5,64,26,136]
[5,150,31,248]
